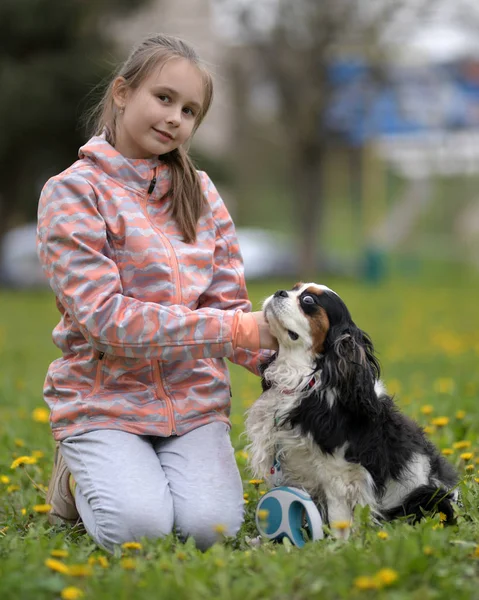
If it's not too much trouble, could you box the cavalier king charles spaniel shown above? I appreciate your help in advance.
[246,283,458,538]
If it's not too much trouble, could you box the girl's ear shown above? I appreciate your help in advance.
[112,76,129,111]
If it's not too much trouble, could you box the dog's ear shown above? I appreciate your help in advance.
[318,324,381,417]
[260,352,277,392]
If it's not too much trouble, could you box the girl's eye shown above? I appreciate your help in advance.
[158,95,170,103]
[182,107,196,117]
[302,295,315,305]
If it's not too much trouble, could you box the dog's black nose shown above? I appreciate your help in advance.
[274,290,288,298]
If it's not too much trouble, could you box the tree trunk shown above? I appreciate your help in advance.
[292,147,325,279]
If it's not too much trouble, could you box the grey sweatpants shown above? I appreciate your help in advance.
[60,422,244,552]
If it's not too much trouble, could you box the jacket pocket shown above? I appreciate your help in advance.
[89,353,154,396]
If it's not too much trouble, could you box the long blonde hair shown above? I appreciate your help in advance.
[89,34,214,243]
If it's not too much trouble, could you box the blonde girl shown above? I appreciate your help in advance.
[37,34,276,552]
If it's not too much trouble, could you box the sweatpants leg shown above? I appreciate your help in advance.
[154,422,244,551]
[60,429,174,552]
[60,422,244,552]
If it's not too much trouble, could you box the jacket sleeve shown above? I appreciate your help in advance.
[196,172,273,376]
[37,171,260,362]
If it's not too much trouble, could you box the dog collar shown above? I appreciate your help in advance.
[282,375,316,395]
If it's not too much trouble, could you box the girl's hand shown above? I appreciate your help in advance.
[251,311,278,350]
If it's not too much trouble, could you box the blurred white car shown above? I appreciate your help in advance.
[236,227,298,279]
[0,223,47,288]
[0,224,298,288]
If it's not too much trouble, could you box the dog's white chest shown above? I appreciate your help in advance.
[245,389,375,508]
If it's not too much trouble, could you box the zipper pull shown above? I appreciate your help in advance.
[147,177,157,195]
[98,352,105,360]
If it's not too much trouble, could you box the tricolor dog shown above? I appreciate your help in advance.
[246,283,458,538]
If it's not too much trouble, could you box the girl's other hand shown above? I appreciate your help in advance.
[251,311,278,350]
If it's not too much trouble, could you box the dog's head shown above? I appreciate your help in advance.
[263,283,381,414]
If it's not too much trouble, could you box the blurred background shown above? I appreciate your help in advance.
[2,0,479,286]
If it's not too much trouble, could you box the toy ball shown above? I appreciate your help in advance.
[255,486,323,547]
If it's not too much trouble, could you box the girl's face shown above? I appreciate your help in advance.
[113,57,204,159]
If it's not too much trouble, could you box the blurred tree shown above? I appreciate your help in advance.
[0,0,152,257]
[220,0,433,276]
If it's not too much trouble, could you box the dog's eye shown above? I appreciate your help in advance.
[302,295,315,305]
[288,330,299,341]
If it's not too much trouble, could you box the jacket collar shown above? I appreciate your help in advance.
[79,134,171,198]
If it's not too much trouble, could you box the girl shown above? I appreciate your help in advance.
[37,34,276,552]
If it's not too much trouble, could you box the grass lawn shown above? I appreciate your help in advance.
[1,269,479,599]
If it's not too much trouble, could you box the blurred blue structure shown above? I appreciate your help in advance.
[327,59,479,144]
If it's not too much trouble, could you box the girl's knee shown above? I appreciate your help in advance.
[93,502,174,552]
[177,504,244,551]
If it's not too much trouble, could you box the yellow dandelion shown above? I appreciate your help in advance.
[243,492,249,500]
[61,587,84,600]
[439,512,447,522]
[354,576,378,591]
[259,491,266,496]
[474,478,479,484]
[331,520,350,531]
[434,378,455,394]
[45,558,70,575]
[460,452,474,461]
[121,541,142,550]
[0,475,10,484]
[14,438,25,447]
[213,523,227,535]
[32,450,45,459]
[21,508,27,516]
[175,551,187,561]
[431,417,449,428]
[51,549,69,559]
[235,450,249,461]
[442,448,454,456]
[466,464,475,472]
[257,509,269,522]
[420,405,434,415]
[456,410,466,420]
[375,568,399,587]
[377,531,389,540]
[453,441,471,450]
[249,479,264,486]
[386,379,401,395]
[473,546,479,558]
[67,564,92,577]
[424,426,436,435]
[159,560,172,572]
[33,504,52,514]
[423,546,434,556]
[7,485,20,493]
[10,456,37,469]
[96,556,109,568]
[32,407,50,423]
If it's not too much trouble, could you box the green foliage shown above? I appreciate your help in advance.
[1,271,479,598]
[0,0,150,227]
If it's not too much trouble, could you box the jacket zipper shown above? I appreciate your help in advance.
[90,351,104,395]
[146,171,177,436]
[152,360,176,435]
[145,171,183,305]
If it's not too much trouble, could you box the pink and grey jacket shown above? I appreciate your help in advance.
[37,135,264,441]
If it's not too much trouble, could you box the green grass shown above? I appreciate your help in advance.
[2,271,479,599]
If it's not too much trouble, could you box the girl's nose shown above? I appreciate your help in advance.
[166,106,181,126]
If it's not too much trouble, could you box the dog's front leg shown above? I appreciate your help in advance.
[325,489,354,540]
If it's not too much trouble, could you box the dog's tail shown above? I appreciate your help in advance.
[384,484,456,524]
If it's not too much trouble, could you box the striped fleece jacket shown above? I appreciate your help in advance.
[37,135,266,441]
